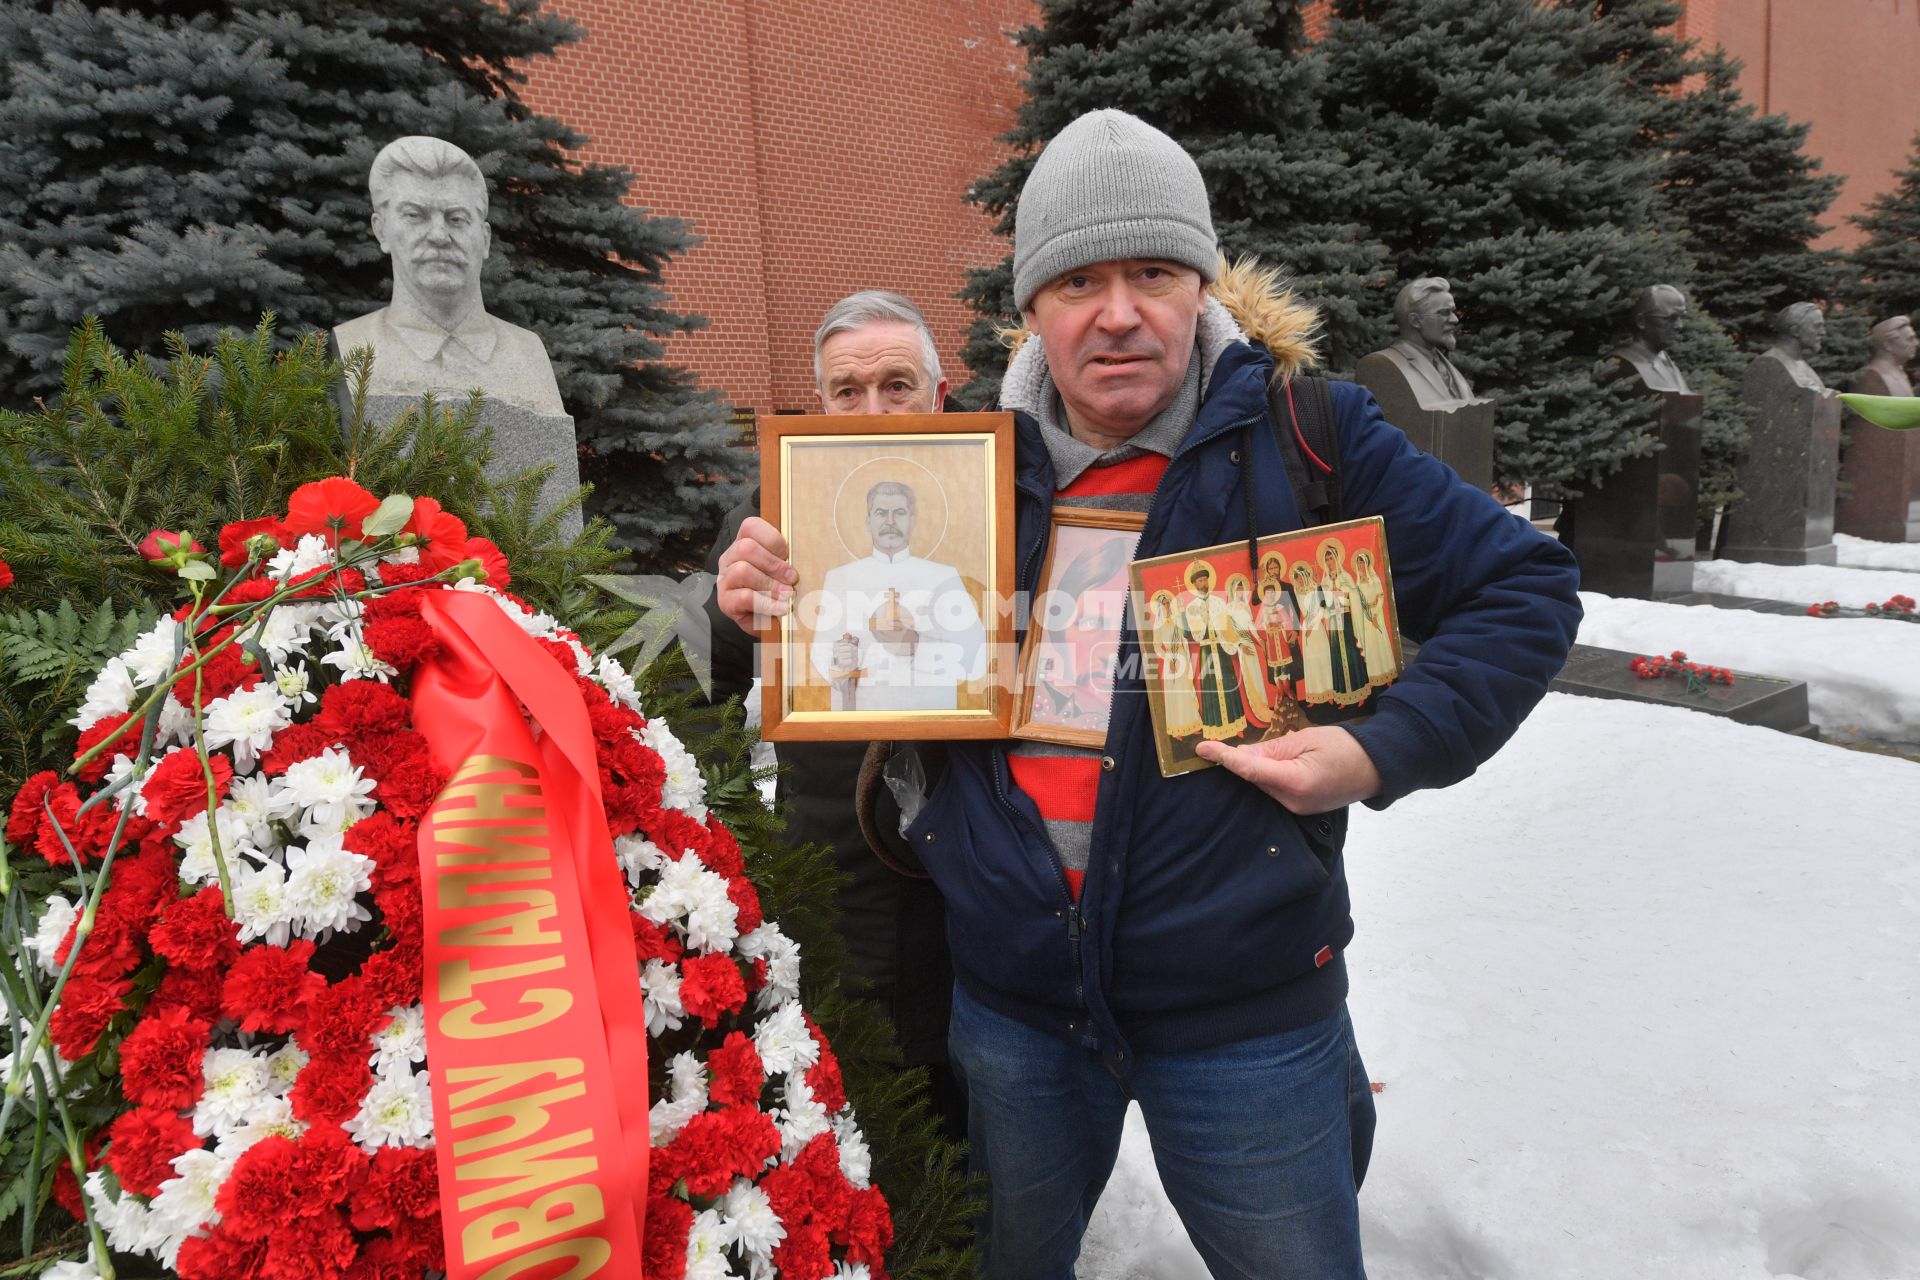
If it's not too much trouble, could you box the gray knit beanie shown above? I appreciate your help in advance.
[1012,109,1218,312]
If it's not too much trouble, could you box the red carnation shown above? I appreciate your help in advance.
[842,1185,895,1269]
[678,952,748,1028]
[171,642,261,710]
[300,1124,371,1205]
[151,886,240,972]
[71,712,134,783]
[725,875,764,937]
[0,558,12,590]
[795,1130,854,1226]
[630,913,683,965]
[700,819,747,880]
[291,1051,374,1126]
[105,1105,200,1197]
[260,721,340,775]
[773,1220,833,1280]
[350,1145,438,1232]
[707,1031,766,1107]
[804,1014,847,1114]
[33,781,84,865]
[6,769,59,845]
[175,1225,271,1280]
[219,515,289,568]
[286,477,381,544]
[138,528,205,567]
[48,973,130,1059]
[119,1005,211,1110]
[260,1208,359,1280]
[361,613,439,669]
[665,1104,781,1198]
[142,748,232,829]
[149,963,226,1024]
[218,1134,312,1236]
[343,811,417,877]
[463,536,510,588]
[372,560,435,587]
[317,679,413,740]
[403,496,469,571]
[643,1192,693,1280]
[301,976,388,1055]
[224,940,327,1034]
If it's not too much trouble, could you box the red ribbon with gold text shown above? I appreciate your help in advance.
[409,591,650,1280]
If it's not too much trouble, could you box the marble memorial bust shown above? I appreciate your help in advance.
[1610,284,1694,395]
[1756,301,1830,393]
[334,135,565,417]
[1372,277,1477,410]
[1855,314,1917,398]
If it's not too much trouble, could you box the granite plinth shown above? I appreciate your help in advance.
[1835,367,1920,543]
[1353,354,1496,491]
[1721,358,1839,565]
[1551,642,1814,737]
[1559,392,1702,599]
[359,394,583,540]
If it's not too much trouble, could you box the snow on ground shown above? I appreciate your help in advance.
[1692,558,1920,610]
[1083,693,1920,1280]
[1835,533,1920,573]
[1576,592,1920,747]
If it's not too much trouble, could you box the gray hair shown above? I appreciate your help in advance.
[1632,284,1687,325]
[1776,301,1824,335]
[814,291,942,393]
[865,480,917,514]
[1393,277,1454,330]
[1870,314,1915,339]
[369,136,488,216]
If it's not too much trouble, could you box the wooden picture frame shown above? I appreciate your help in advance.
[1011,506,1148,749]
[758,412,1017,742]
[1129,515,1404,777]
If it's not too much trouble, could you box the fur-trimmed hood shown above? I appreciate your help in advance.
[997,255,1321,416]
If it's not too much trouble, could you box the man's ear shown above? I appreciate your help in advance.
[370,209,391,255]
[933,376,950,409]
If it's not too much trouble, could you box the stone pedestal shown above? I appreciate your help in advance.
[1558,393,1702,598]
[359,393,584,541]
[1353,353,1496,491]
[1721,358,1839,565]
[1835,367,1920,543]
[1551,643,1813,738]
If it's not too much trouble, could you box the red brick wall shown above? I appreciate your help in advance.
[518,0,1036,412]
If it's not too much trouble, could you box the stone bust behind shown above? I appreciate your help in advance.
[1610,284,1693,395]
[1855,314,1917,398]
[334,136,565,417]
[1757,301,1831,394]
[1379,276,1477,410]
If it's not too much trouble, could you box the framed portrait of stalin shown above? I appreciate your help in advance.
[758,412,1017,741]
[1130,516,1404,777]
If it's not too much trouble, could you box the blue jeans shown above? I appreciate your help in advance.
[949,983,1373,1279]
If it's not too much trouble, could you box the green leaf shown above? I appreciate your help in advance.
[361,494,415,538]
[176,561,216,582]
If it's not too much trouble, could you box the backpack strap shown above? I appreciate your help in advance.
[1265,374,1342,527]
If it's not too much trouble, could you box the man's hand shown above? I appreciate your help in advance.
[716,516,797,632]
[1194,726,1383,814]
[830,633,861,677]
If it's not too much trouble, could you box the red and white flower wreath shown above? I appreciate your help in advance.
[6,479,891,1280]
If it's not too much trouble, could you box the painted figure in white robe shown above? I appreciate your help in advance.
[809,480,986,711]
[1352,549,1397,685]
[1291,562,1335,704]
[1146,590,1203,739]
[1224,574,1277,729]
[1317,539,1370,702]
[1179,561,1247,740]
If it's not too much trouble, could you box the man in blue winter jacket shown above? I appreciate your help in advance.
[718,109,1581,1279]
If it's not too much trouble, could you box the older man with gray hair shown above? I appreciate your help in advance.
[1384,275,1476,408]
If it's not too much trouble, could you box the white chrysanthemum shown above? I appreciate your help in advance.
[230,859,293,947]
[346,1067,434,1152]
[125,615,182,688]
[203,684,294,769]
[833,1112,872,1188]
[226,773,296,850]
[649,1051,709,1145]
[214,1092,305,1158]
[284,833,375,936]
[102,752,148,814]
[683,1208,738,1280]
[640,958,685,1036]
[718,1181,785,1262]
[70,657,136,730]
[148,1147,233,1260]
[614,833,669,888]
[244,604,321,665]
[267,532,335,582]
[173,805,255,888]
[29,895,77,974]
[281,747,378,837]
[378,545,421,569]
[641,720,708,820]
[833,1265,874,1280]
[752,1003,818,1077]
[776,1072,830,1161]
[272,661,317,707]
[41,1247,105,1280]
[738,925,801,1012]
[154,695,197,749]
[263,1043,308,1095]
[319,632,399,684]
[86,1172,168,1258]
[596,653,643,713]
[640,854,737,953]
[194,1047,272,1137]
[370,1004,427,1075]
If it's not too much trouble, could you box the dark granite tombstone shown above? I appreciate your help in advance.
[1353,356,1496,490]
[1722,354,1840,565]
[1551,643,1813,737]
[1559,391,1702,598]
[1835,362,1920,545]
